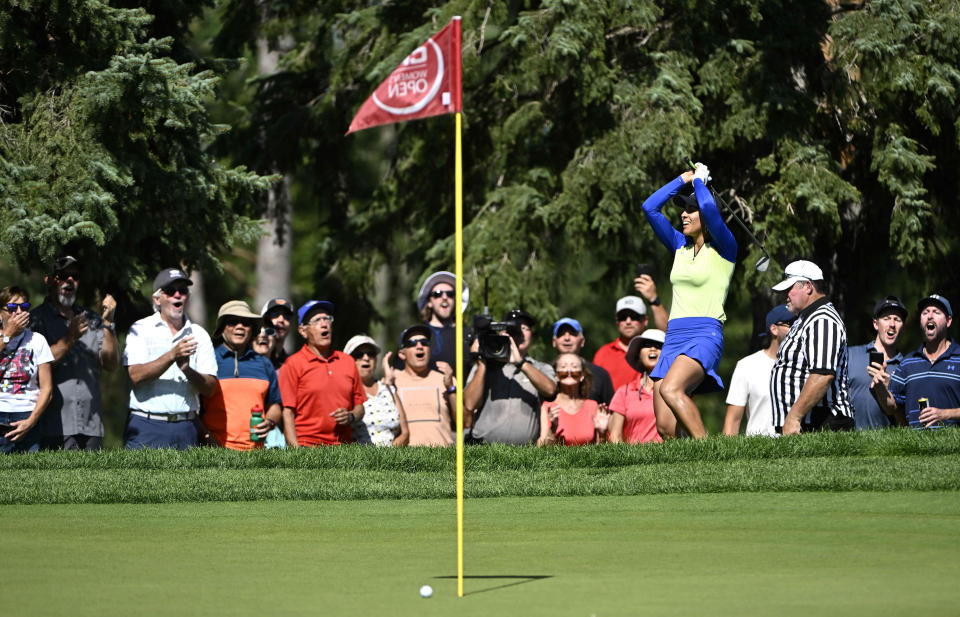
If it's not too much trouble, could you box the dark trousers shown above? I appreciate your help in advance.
[42,434,103,451]
[124,414,198,450]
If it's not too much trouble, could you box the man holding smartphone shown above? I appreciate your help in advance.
[846,296,907,429]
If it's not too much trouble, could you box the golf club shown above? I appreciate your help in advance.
[687,161,771,272]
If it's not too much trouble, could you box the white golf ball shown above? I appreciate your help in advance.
[419,584,433,598]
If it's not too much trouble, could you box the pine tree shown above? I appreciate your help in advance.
[0,1,271,296]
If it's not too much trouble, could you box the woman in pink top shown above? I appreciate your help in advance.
[608,329,665,444]
[538,353,610,446]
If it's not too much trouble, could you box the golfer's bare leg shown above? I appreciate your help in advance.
[652,380,678,439]
[658,355,708,439]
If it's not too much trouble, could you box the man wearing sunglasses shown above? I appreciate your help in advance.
[413,271,470,373]
[30,255,119,451]
[593,295,666,391]
[260,298,295,368]
[201,300,282,449]
[278,300,366,446]
[394,324,457,446]
[122,268,218,449]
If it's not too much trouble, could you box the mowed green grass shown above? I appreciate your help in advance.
[3,492,957,617]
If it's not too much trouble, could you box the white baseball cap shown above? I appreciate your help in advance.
[343,334,380,356]
[615,295,647,316]
[772,260,824,291]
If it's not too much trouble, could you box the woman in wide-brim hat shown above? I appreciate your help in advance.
[608,330,665,444]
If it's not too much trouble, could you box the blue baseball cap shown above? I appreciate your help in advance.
[918,294,953,318]
[297,300,335,324]
[765,304,797,331]
[552,317,583,338]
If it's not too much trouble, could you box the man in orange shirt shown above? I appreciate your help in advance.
[278,300,365,446]
[394,325,456,446]
[593,294,668,390]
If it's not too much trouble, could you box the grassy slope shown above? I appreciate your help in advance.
[0,430,957,504]
[3,493,957,617]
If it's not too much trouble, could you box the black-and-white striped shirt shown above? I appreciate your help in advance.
[770,297,853,429]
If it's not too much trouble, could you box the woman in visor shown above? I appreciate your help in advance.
[641,163,737,438]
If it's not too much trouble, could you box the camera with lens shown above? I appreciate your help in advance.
[472,314,523,362]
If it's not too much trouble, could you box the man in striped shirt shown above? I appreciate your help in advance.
[769,260,854,435]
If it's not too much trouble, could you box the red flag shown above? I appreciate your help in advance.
[347,18,462,134]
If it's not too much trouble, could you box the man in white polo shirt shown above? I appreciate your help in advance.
[122,268,218,449]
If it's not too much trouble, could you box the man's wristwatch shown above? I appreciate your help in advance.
[445,384,457,395]
[102,322,116,333]
[649,297,661,306]
[347,412,355,423]
[1,334,9,344]
[516,357,530,370]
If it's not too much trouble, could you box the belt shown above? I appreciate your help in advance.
[130,410,197,422]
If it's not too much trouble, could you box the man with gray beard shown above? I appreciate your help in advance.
[30,255,119,450]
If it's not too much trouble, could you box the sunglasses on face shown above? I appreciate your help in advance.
[400,337,429,349]
[3,302,30,313]
[223,317,255,328]
[266,309,290,321]
[161,286,190,297]
[557,369,583,379]
[350,349,378,360]
[55,271,80,281]
[430,289,456,299]
[616,311,642,322]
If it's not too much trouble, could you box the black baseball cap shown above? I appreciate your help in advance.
[873,296,908,320]
[671,192,699,212]
[918,294,953,318]
[398,324,432,347]
[504,308,535,328]
[153,268,192,291]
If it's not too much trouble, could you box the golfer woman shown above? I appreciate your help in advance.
[641,163,737,438]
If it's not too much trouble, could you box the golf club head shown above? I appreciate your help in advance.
[755,255,770,272]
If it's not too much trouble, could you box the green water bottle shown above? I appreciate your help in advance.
[250,405,264,443]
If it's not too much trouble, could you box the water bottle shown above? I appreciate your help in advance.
[250,405,264,443]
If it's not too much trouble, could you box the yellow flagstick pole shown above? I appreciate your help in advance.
[454,109,465,598]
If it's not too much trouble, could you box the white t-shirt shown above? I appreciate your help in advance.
[0,330,54,413]
[725,349,777,437]
[123,313,217,413]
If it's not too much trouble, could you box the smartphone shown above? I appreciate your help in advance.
[635,263,654,278]
[868,351,884,367]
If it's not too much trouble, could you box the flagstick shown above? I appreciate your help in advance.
[454,110,465,598]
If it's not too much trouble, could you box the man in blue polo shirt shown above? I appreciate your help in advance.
[872,294,960,429]
[847,296,908,429]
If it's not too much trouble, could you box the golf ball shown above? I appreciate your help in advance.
[419,584,433,598]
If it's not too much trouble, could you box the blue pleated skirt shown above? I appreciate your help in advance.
[650,316,725,394]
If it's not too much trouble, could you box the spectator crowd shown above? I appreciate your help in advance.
[0,254,957,453]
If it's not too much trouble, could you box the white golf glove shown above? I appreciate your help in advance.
[693,162,711,184]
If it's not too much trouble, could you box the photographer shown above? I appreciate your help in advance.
[464,309,557,445]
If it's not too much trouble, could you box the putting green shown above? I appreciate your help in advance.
[3,492,956,616]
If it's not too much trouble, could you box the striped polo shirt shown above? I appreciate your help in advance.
[770,297,853,429]
[888,341,960,429]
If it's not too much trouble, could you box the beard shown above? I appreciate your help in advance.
[58,291,77,307]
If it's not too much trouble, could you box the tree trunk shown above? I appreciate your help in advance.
[186,269,208,330]
[254,33,294,350]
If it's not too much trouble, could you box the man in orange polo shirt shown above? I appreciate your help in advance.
[278,300,365,446]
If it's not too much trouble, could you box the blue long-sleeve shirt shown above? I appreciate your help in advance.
[642,176,737,321]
